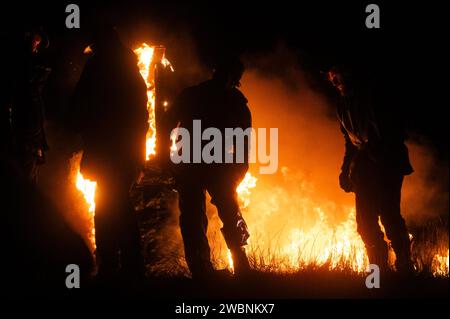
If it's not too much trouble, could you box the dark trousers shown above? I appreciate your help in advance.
[93,170,144,276]
[351,154,412,271]
[176,172,248,274]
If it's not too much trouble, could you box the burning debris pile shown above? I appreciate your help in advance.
[69,42,449,278]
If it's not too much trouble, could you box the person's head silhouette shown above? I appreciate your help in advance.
[212,56,245,89]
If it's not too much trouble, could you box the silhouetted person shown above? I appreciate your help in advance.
[1,29,51,283]
[0,29,92,292]
[166,56,252,279]
[71,26,147,279]
[328,67,414,273]
[6,29,50,184]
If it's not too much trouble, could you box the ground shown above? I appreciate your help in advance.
[61,270,449,299]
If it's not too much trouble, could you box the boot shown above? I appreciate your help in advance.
[394,249,415,275]
[391,234,415,274]
[366,244,389,273]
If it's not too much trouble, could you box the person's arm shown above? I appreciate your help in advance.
[231,98,251,181]
[339,124,356,192]
[341,124,356,174]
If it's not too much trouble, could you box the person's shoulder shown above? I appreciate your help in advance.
[178,81,210,98]
[230,88,251,123]
[177,86,196,99]
[123,46,139,63]
[231,87,248,105]
[173,85,198,107]
[183,83,203,93]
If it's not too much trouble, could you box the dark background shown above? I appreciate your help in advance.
[1,0,448,158]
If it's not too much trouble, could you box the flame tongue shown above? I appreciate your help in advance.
[76,171,97,213]
[72,152,97,252]
[134,43,174,160]
[236,172,258,209]
[134,43,157,160]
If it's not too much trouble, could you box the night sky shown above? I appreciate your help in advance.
[1,0,448,157]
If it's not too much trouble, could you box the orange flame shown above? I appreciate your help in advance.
[71,152,97,253]
[236,172,258,209]
[134,43,173,160]
[231,169,448,276]
[432,250,449,277]
[234,170,366,273]
[76,172,97,214]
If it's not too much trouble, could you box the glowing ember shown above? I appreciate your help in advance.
[83,45,92,55]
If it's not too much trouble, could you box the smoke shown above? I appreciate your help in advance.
[402,139,449,224]
[239,48,448,226]
[241,57,353,214]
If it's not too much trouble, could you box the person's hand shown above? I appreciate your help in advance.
[339,171,353,193]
